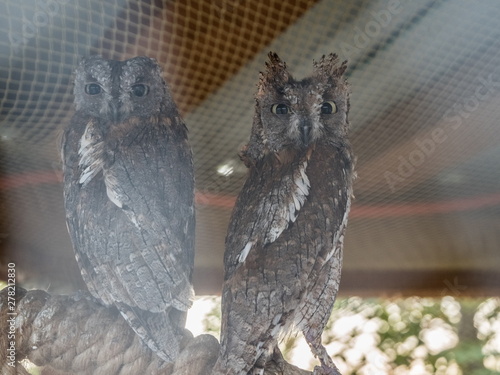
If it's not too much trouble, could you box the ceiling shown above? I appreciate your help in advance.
[1,0,499,296]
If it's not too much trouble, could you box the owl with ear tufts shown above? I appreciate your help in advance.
[61,56,195,363]
[212,52,355,375]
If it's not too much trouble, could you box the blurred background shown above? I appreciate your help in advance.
[1,0,499,373]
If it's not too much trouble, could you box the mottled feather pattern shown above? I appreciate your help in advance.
[61,56,195,363]
[232,153,311,266]
[213,52,355,375]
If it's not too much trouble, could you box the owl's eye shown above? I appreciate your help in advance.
[271,103,289,115]
[320,101,337,114]
[131,84,149,97]
[85,83,102,95]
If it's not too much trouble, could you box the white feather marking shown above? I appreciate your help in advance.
[103,172,140,230]
[79,161,103,185]
[103,173,123,208]
[263,159,311,245]
[272,314,282,325]
[78,125,93,154]
[289,201,297,222]
[78,169,95,185]
[299,161,310,189]
[238,241,253,263]
[288,159,310,220]
[271,323,282,337]
[292,192,301,211]
[325,196,352,263]
[325,248,336,263]
[105,185,123,208]
[267,225,281,242]
[129,215,140,230]
[339,234,345,244]
[78,122,104,185]
[295,177,309,196]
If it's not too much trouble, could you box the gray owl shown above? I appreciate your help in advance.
[61,56,195,363]
[212,52,355,375]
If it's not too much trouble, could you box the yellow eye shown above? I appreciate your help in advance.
[271,103,289,115]
[321,101,337,114]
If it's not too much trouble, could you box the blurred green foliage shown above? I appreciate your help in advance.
[201,296,500,374]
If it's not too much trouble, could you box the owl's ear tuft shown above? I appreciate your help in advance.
[257,52,290,94]
[313,53,348,79]
[266,51,286,71]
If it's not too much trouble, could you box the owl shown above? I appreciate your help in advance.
[212,52,355,375]
[60,56,195,363]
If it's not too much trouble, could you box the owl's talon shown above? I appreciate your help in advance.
[313,364,341,375]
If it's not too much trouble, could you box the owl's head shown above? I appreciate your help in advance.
[245,52,349,162]
[73,56,174,122]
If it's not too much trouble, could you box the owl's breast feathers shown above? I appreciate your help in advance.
[225,141,354,278]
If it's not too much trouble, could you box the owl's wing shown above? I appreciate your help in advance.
[224,153,311,278]
[100,118,195,312]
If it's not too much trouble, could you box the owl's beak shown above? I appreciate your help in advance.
[109,100,120,122]
[300,120,312,146]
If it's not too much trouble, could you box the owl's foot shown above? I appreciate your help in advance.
[313,363,341,375]
[304,331,341,375]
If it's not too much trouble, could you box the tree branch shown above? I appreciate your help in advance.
[0,287,310,375]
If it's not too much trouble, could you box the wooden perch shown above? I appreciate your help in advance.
[0,287,310,375]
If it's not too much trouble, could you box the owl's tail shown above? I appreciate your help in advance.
[116,302,183,363]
